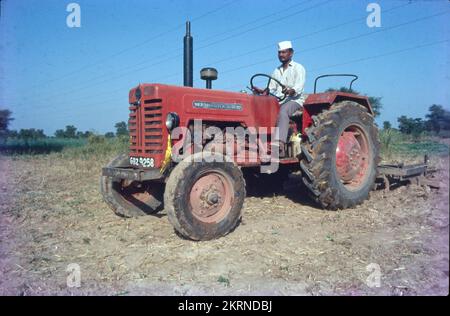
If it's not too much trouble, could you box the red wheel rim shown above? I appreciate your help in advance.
[189,171,234,223]
[335,124,371,190]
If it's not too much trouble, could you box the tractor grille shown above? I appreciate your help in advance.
[129,98,164,155]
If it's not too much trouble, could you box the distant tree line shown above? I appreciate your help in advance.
[383,104,450,138]
[2,97,449,145]
[0,108,129,140]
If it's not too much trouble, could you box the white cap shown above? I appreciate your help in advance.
[278,41,293,51]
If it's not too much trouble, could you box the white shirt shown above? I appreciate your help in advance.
[269,60,306,105]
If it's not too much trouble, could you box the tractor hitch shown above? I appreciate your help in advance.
[377,155,438,191]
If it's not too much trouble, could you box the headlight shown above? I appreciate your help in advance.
[165,112,179,130]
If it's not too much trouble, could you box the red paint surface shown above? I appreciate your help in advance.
[128,84,373,168]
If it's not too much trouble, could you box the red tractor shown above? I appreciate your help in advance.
[100,24,380,240]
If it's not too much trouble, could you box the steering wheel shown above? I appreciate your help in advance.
[250,73,287,102]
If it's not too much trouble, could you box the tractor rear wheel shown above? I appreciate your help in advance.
[100,153,164,217]
[164,153,245,240]
[300,101,380,209]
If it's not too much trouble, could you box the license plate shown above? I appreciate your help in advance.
[129,157,155,168]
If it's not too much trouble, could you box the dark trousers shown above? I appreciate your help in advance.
[275,100,302,142]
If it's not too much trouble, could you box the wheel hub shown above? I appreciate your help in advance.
[189,172,233,223]
[206,192,219,205]
[336,129,369,187]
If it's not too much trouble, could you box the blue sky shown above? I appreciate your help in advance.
[1,0,449,135]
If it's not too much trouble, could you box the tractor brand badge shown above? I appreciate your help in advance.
[193,101,242,111]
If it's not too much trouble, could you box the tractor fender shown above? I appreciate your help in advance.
[302,92,373,132]
[305,92,373,114]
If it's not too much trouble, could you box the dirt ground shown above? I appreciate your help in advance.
[0,151,448,296]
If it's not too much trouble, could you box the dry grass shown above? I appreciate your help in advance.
[0,141,448,295]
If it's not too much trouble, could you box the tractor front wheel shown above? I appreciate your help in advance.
[164,153,245,240]
[300,101,380,209]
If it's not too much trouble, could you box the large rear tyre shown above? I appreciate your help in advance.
[100,153,164,217]
[300,101,380,209]
[164,153,246,241]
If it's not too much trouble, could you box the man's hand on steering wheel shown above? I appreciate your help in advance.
[282,87,296,96]
[250,74,288,102]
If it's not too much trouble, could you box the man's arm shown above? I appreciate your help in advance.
[291,64,306,96]
[269,70,284,98]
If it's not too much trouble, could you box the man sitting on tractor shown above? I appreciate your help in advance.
[253,40,306,157]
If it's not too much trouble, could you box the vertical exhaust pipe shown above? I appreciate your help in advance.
[183,21,193,87]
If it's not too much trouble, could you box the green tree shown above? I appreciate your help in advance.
[397,116,425,139]
[64,125,77,138]
[0,109,13,137]
[382,121,392,130]
[18,128,46,140]
[398,116,413,134]
[55,125,78,138]
[55,129,65,138]
[76,130,93,138]
[104,132,115,138]
[7,130,18,138]
[425,104,450,134]
[326,87,382,117]
[115,121,129,137]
